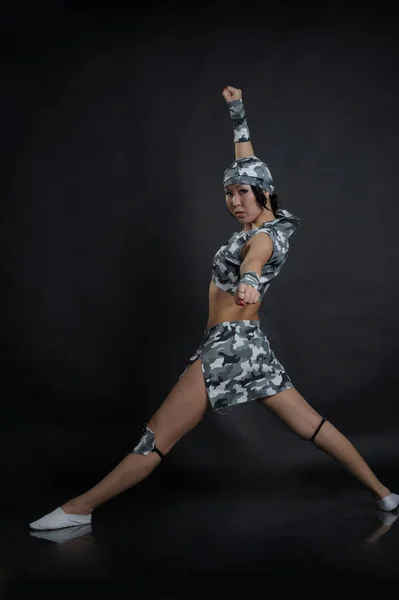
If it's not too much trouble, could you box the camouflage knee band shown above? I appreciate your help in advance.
[228,99,251,143]
[239,271,260,290]
[131,423,165,459]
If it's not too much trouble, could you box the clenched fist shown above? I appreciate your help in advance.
[234,283,261,306]
[222,85,242,104]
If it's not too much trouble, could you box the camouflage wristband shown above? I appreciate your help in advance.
[228,99,251,143]
[239,271,260,290]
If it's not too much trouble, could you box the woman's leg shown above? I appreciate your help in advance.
[256,387,391,500]
[60,358,210,515]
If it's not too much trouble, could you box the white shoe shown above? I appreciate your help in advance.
[30,523,92,543]
[29,507,92,530]
[376,493,399,512]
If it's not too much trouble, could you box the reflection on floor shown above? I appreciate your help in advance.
[1,468,399,598]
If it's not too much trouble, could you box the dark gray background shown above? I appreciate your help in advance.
[1,1,398,502]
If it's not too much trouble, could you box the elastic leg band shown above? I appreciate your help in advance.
[131,423,165,459]
[152,446,164,459]
[308,417,327,443]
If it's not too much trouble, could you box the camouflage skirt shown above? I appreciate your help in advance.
[179,319,294,415]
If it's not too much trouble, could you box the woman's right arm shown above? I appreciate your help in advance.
[222,86,255,159]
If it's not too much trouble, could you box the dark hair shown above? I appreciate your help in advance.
[227,185,282,219]
[251,186,282,216]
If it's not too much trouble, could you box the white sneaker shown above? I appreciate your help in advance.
[30,523,92,543]
[29,507,92,530]
[376,493,399,512]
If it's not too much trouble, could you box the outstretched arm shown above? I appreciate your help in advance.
[222,86,254,159]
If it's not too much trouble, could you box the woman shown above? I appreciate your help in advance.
[30,85,398,531]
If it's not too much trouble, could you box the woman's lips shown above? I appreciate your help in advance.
[235,212,245,217]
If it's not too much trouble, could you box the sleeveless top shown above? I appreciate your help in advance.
[211,208,301,300]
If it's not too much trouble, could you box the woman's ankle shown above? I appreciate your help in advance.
[62,496,94,515]
[372,486,391,500]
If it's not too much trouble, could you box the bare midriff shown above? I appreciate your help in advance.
[206,280,260,328]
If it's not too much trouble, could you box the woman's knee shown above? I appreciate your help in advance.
[145,414,181,454]
[143,360,210,454]
[147,406,209,455]
[290,418,325,441]
[144,414,202,457]
[141,420,179,457]
[257,387,326,441]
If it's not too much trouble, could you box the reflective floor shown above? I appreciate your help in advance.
[2,468,399,598]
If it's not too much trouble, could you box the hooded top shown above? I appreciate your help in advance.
[211,208,301,300]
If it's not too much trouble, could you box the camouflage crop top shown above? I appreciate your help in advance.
[211,208,301,300]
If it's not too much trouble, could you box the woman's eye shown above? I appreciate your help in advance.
[239,189,247,194]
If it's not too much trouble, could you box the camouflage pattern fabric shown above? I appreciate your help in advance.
[212,208,301,300]
[238,271,260,289]
[228,98,251,143]
[131,423,156,455]
[179,320,294,416]
[223,156,275,193]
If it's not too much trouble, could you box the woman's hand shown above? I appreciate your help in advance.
[234,283,261,306]
[222,85,242,104]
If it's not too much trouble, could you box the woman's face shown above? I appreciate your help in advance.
[225,183,267,224]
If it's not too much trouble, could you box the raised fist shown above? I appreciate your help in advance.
[222,86,242,104]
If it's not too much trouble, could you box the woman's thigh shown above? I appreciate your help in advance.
[256,387,323,439]
[147,358,211,453]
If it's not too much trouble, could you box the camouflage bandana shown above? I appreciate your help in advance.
[223,156,274,193]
